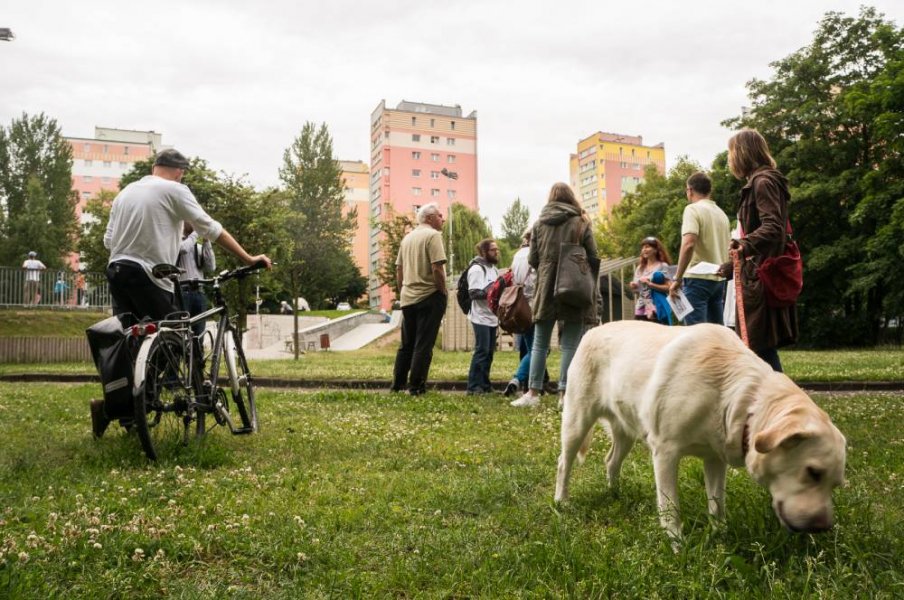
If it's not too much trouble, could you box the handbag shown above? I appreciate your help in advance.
[553,218,594,307]
[497,284,532,333]
[756,220,803,308]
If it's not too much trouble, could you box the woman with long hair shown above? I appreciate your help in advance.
[722,128,798,371]
[629,237,672,323]
[511,183,599,408]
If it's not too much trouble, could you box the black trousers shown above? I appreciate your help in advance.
[392,291,447,394]
[106,260,175,321]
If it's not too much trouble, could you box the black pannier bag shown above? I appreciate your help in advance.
[86,314,138,420]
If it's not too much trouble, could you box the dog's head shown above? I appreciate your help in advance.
[747,393,847,533]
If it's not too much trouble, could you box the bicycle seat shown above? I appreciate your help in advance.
[151,264,184,279]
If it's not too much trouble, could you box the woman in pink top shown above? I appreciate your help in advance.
[630,237,672,321]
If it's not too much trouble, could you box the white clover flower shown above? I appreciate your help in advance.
[93,543,102,550]
[17,551,29,563]
[132,548,145,562]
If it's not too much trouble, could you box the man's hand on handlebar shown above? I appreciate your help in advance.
[248,255,273,270]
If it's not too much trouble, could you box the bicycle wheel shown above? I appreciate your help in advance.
[134,331,204,460]
[223,327,258,433]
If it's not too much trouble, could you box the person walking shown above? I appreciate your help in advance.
[92,148,271,438]
[391,203,448,396]
[21,251,46,305]
[719,129,798,371]
[669,172,731,324]
[466,239,500,395]
[511,183,598,408]
[503,229,541,396]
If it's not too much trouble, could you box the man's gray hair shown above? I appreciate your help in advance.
[417,203,441,224]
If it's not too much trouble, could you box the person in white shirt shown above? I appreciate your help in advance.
[504,229,540,396]
[93,148,271,439]
[466,239,500,395]
[177,222,216,338]
[21,251,46,305]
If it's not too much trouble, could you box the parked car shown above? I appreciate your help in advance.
[336,302,352,311]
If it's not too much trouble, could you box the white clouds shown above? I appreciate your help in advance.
[2,0,901,229]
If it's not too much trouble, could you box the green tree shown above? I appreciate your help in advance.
[724,6,904,346]
[374,203,415,300]
[278,122,361,310]
[0,112,78,268]
[500,197,530,250]
[443,203,492,277]
[77,189,116,271]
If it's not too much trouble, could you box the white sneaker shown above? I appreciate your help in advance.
[510,392,540,408]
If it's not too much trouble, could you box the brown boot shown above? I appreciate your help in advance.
[90,399,110,439]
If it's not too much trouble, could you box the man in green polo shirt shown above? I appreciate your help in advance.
[391,203,448,396]
[669,172,730,325]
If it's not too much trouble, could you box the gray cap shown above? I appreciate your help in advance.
[28,251,36,257]
[153,149,191,170]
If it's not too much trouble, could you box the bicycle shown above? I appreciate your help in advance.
[131,261,267,460]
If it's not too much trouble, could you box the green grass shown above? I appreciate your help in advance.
[0,309,110,337]
[1,346,902,384]
[0,384,901,597]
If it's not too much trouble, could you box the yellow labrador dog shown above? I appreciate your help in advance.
[555,321,846,541]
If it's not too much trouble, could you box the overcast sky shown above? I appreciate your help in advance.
[2,1,901,231]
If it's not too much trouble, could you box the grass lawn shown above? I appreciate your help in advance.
[1,384,902,597]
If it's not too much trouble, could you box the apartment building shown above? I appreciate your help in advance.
[339,160,370,280]
[66,127,164,269]
[368,100,478,309]
[569,132,665,217]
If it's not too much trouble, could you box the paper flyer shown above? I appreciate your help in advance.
[668,289,693,321]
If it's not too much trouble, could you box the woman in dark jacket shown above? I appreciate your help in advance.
[511,183,599,408]
[721,129,799,371]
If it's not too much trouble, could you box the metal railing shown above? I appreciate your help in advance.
[0,266,111,309]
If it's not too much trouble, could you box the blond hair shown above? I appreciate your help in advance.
[728,129,777,179]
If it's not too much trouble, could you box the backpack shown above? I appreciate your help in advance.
[455,260,485,314]
[487,270,514,313]
[497,284,533,333]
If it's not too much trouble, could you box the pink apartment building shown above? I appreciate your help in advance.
[66,127,163,270]
[368,100,478,309]
[339,160,371,285]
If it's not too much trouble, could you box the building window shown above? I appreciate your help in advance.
[451,121,456,130]
[412,134,421,142]
[411,116,416,126]
[631,148,635,157]
[84,160,93,167]
[102,177,110,184]
[119,161,128,168]
[633,163,641,170]
[84,176,93,182]
[430,135,439,144]
[447,138,455,146]
[412,187,422,196]
[83,143,90,153]
[124,147,129,155]
[431,171,439,180]
[447,190,456,199]
[620,161,627,168]
[431,153,440,162]
[619,147,623,155]
[412,151,421,160]
[82,191,92,199]
[431,189,440,197]
[102,144,108,154]
[430,118,435,127]
[103,161,112,167]
[447,155,456,163]
[412,169,421,177]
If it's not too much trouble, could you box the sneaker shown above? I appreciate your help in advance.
[503,378,520,397]
[510,392,540,408]
[90,399,110,439]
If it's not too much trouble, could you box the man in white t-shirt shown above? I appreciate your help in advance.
[466,239,500,395]
[93,148,272,438]
[21,251,46,305]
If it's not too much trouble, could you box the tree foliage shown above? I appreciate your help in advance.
[374,203,415,300]
[500,197,530,249]
[724,7,904,346]
[278,122,363,309]
[0,112,78,269]
[442,203,492,276]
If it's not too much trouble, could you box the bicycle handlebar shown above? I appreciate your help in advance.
[182,259,271,288]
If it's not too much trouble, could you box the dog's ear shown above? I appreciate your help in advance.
[754,421,817,454]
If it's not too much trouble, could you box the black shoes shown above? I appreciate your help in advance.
[503,378,520,397]
[90,399,110,439]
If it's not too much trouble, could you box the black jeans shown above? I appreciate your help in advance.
[106,260,175,321]
[392,291,447,394]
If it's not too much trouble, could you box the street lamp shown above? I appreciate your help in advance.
[439,168,458,276]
